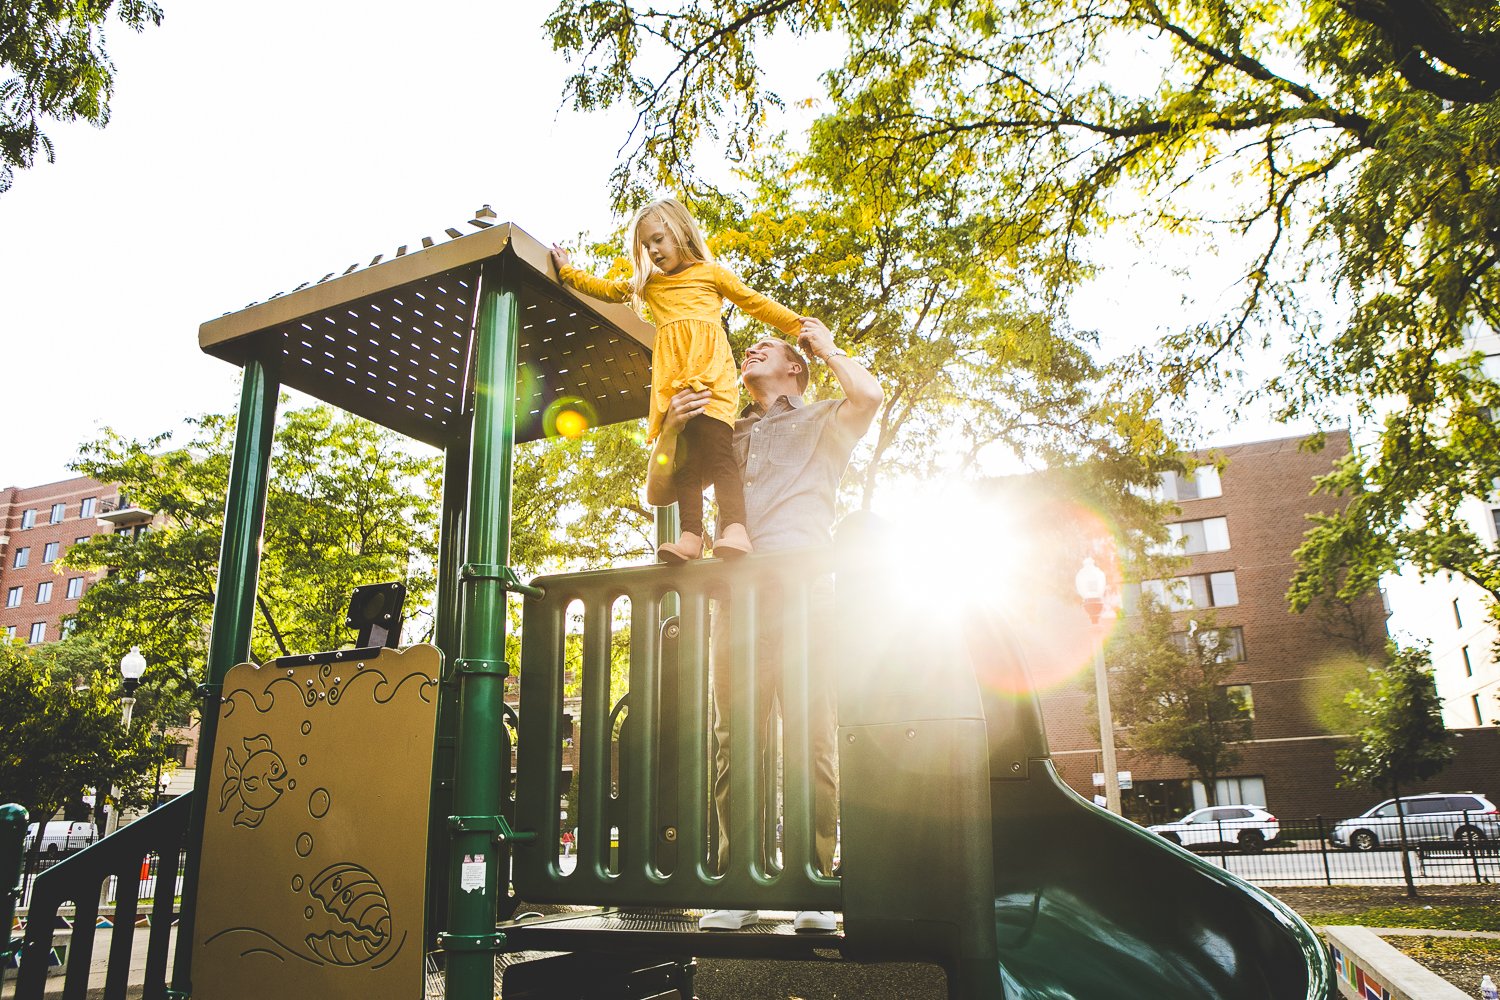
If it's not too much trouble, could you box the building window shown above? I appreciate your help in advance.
[74,536,88,547]
[1136,571,1240,611]
[13,547,28,569]
[1164,516,1231,554]
[80,497,96,518]
[1172,625,1247,662]
[1453,598,1464,628]
[3,625,15,640]
[1192,775,1266,809]
[5,587,19,608]
[60,617,77,639]
[1463,645,1473,677]
[28,622,45,644]
[1223,684,1255,719]
[49,503,65,523]
[1158,467,1223,502]
[35,581,52,604]
[1475,695,1486,726]
[20,509,36,530]
[66,577,84,600]
[42,541,59,563]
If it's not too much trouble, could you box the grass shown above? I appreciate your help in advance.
[1302,905,1500,932]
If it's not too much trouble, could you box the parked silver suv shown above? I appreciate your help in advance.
[1329,793,1499,851]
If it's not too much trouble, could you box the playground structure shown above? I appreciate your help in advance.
[1,217,1334,999]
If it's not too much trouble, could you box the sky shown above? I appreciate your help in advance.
[0,1,1312,490]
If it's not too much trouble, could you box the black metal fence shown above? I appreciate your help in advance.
[1150,812,1500,886]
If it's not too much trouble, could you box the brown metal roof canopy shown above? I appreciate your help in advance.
[198,217,654,447]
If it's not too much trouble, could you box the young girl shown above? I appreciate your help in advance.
[551,198,802,562]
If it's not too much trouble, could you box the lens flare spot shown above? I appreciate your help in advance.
[555,409,589,438]
[543,396,598,439]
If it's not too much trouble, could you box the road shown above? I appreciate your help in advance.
[1180,839,1498,886]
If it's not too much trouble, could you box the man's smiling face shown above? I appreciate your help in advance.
[742,339,794,380]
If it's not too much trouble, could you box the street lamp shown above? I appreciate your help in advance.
[103,647,147,839]
[99,646,147,906]
[119,645,145,729]
[1075,557,1122,815]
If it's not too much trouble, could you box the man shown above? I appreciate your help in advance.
[646,317,882,932]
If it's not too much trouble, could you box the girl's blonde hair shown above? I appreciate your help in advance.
[628,197,714,301]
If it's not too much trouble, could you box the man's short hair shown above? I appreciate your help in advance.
[774,340,810,392]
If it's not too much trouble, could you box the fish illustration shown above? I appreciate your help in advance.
[219,734,287,828]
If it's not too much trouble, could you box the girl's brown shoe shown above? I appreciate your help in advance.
[656,531,704,563]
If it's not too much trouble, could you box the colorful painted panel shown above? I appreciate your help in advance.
[1331,943,1393,1000]
[191,645,440,1000]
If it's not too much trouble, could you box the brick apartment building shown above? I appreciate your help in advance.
[1039,430,1500,823]
[0,475,134,644]
[0,475,194,808]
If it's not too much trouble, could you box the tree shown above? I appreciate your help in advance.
[1109,599,1253,810]
[700,145,1179,511]
[1336,643,1454,897]
[0,0,164,193]
[0,639,165,848]
[545,0,1500,621]
[61,402,442,693]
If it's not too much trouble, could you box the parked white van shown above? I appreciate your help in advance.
[24,820,99,854]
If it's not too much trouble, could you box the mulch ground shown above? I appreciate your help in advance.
[1385,935,1500,996]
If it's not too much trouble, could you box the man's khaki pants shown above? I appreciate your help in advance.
[709,584,838,876]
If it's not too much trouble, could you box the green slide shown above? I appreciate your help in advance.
[978,609,1331,999]
[835,519,1331,999]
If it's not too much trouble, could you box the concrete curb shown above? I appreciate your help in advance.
[1323,925,1473,1000]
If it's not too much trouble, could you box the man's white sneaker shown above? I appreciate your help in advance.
[792,910,838,933]
[698,909,761,931]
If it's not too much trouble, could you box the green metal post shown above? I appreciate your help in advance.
[445,259,520,998]
[171,360,279,994]
[654,504,679,566]
[1,803,27,961]
[427,429,470,948]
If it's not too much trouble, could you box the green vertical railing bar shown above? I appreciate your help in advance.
[172,360,279,994]
[445,259,520,1000]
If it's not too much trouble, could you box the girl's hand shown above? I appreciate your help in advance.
[663,388,712,433]
[550,244,571,272]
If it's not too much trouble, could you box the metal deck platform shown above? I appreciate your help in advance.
[501,909,845,962]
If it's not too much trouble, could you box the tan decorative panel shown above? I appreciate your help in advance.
[192,645,440,999]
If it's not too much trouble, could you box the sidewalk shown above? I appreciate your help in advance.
[2,925,172,999]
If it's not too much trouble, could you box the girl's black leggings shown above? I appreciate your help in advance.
[673,416,746,536]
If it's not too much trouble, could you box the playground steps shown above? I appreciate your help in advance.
[501,909,845,961]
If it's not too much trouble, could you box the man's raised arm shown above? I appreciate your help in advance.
[798,318,883,438]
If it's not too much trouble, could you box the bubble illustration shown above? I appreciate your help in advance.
[301,721,312,735]
[309,788,331,819]
[299,754,308,765]
[291,875,304,891]
[296,833,314,858]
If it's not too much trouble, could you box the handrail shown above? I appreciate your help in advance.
[14,794,192,1000]
[1,804,27,963]
[514,548,841,912]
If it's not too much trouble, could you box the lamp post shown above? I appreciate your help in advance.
[100,646,146,907]
[102,647,147,838]
[1075,558,1122,815]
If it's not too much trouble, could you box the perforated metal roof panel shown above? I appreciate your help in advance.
[199,221,655,446]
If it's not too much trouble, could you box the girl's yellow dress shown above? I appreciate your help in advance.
[557,261,800,440]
